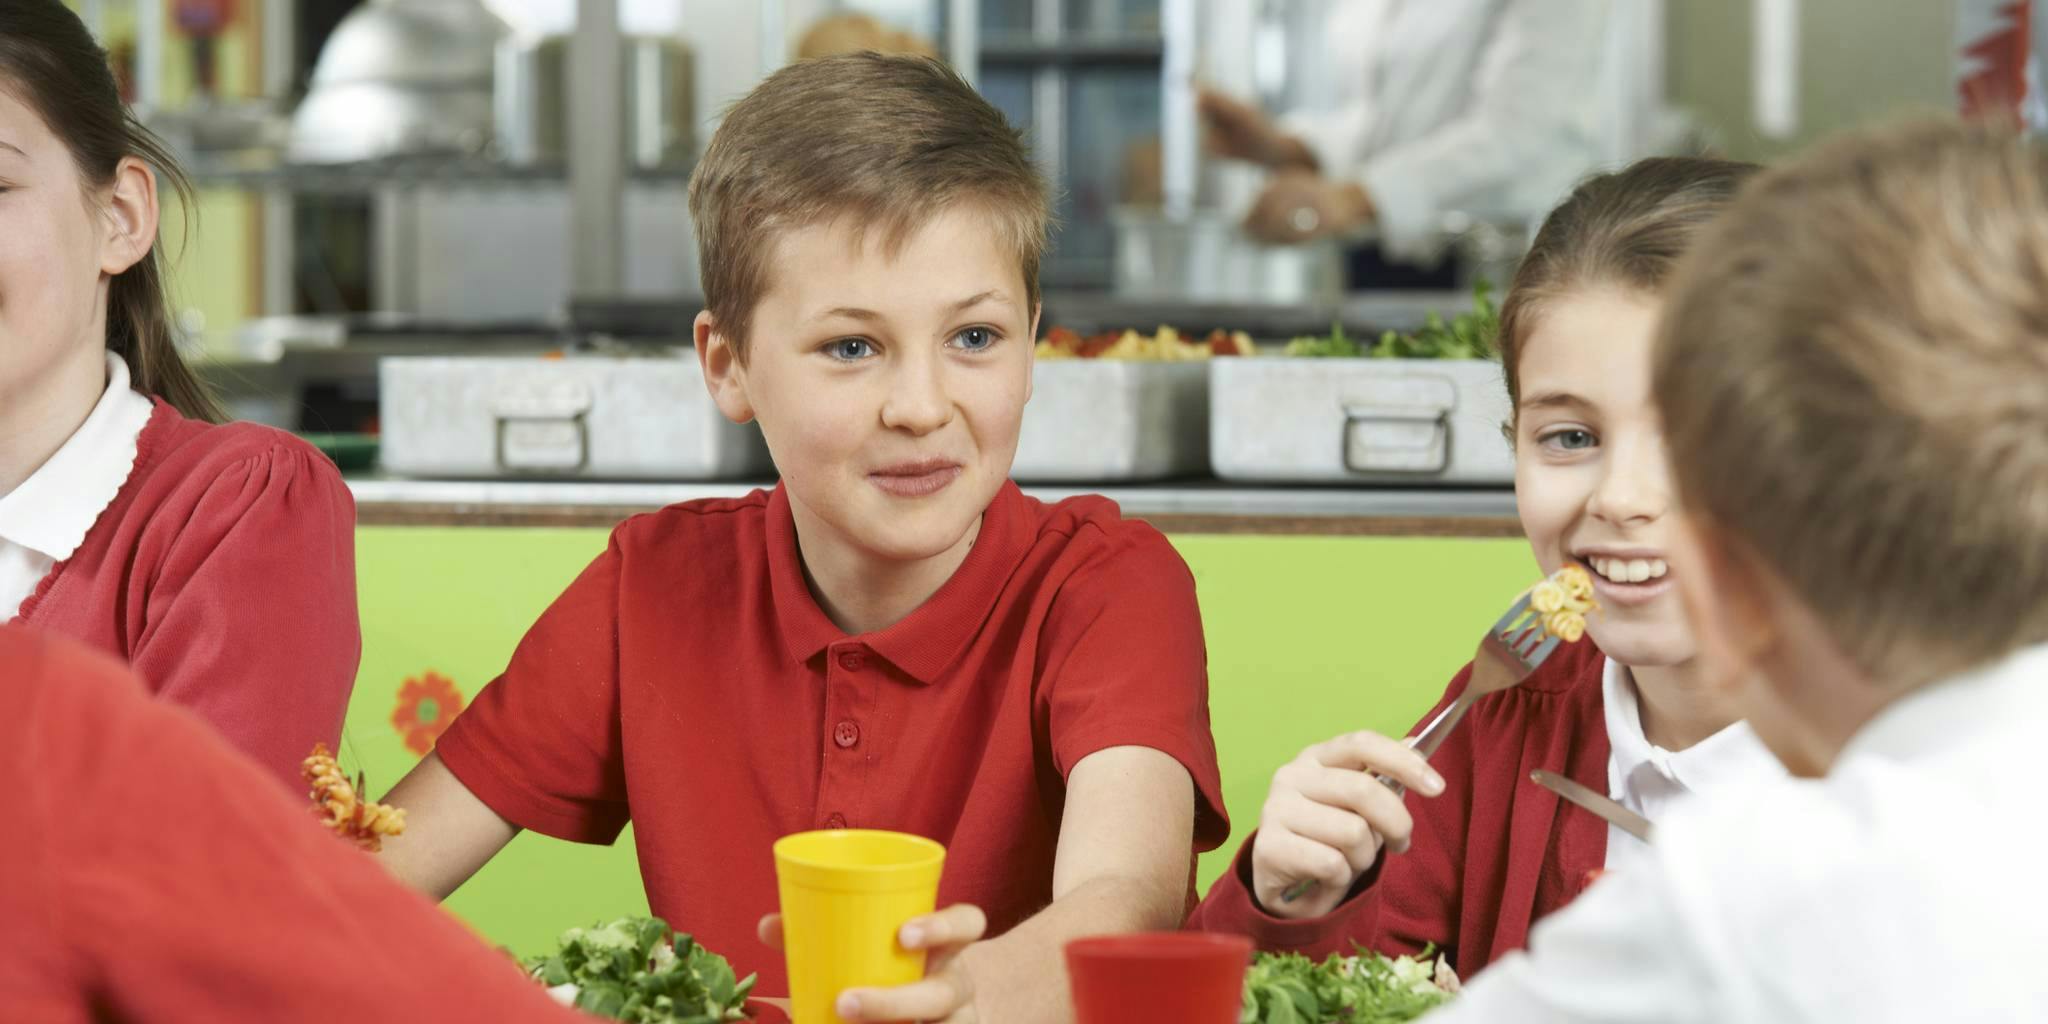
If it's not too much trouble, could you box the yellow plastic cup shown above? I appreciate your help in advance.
[774,829,947,1024]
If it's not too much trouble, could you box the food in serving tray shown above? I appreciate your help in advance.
[1528,563,1600,644]
[301,743,405,852]
[1036,325,1257,360]
[525,916,755,1023]
[1285,281,1498,360]
[1240,948,1459,1024]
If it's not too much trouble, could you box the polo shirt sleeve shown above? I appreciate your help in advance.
[1039,527,1230,849]
[435,533,631,844]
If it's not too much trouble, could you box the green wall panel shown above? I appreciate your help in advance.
[351,526,1535,955]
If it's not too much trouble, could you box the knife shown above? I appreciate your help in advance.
[1530,769,1654,843]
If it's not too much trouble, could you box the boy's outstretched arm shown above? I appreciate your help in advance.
[841,744,1197,1023]
[378,751,523,900]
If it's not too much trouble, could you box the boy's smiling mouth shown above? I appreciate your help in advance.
[868,458,963,498]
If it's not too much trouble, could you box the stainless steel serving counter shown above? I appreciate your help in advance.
[346,477,1521,537]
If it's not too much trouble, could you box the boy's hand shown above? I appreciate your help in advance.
[757,904,989,1022]
[1250,730,1444,919]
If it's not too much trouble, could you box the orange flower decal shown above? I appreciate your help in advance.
[392,671,465,755]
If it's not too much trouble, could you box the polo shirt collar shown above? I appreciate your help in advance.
[765,480,1032,684]
[0,352,153,561]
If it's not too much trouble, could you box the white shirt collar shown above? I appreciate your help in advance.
[0,352,154,561]
[1602,656,1785,801]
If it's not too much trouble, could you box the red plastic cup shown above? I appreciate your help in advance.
[1065,932,1254,1024]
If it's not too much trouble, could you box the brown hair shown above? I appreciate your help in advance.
[1496,156,1761,425]
[688,52,1052,359]
[0,0,223,422]
[1655,118,2048,689]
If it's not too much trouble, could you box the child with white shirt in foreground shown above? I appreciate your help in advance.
[1429,117,2048,1023]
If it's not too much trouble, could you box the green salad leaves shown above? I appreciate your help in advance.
[526,916,755,1023]
[1284,281,1499,361]
[1240,949,1455,1024]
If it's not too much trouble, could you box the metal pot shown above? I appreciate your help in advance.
[493,34,694,169]
[290,0,504,163]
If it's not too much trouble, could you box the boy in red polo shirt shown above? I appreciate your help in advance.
[377,53,1229,1022]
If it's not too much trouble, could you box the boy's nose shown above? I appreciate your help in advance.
[879,361,953,436]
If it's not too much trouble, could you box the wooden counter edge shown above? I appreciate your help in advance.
[354,502,1523,538]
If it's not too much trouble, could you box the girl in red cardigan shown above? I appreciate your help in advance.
[0,2,358,788]
[1191,157,1788,975]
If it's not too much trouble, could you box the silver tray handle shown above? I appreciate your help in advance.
[491,376,594,473]
[1341,400,1452,475]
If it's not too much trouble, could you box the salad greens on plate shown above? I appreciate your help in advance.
[525,916,755,1023]
[1240,948,1458,1024]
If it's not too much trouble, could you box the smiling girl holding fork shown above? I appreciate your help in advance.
[1188,156,1788,976]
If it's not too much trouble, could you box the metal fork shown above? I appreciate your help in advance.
[1278,589,1566,904]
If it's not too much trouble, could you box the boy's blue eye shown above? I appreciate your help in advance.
[952,327,997,351]
[826,338,875,361]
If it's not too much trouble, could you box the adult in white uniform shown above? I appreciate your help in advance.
[1200,0,1619,260]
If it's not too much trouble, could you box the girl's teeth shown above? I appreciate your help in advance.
[1587,557,1670,583]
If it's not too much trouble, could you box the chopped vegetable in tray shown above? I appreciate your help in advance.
[526,916,755,1023]
[1037,325,1257,360]
[1285,281,1499,361]
[1241,949,1458,1024]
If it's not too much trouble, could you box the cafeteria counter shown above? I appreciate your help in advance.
[346,477,1522,537]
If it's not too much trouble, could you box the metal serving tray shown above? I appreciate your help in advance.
[379,350,771,480]
[1011,360,1210,482]
[1210,358,1513,484]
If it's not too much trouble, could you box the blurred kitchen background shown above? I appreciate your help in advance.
[64,0,2002,483]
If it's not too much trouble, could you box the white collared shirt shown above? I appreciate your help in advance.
[1601,658,1788,875]
[1430,642,2048,1023]
[0,353,153,619]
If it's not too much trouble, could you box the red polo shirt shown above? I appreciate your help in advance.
[1,627,582,1023]
[436,481,1229,998]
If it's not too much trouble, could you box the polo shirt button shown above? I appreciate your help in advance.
[838,650,866,672]
[824,813,847,829]
[834,721,860,749]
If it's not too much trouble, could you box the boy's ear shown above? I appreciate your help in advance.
[99,155,160,277]
[1671,513,1780,703]
[695,311,755,425]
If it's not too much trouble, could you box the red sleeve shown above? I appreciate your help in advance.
[1039,527,1229,850]
[3,626,581,1024]
[129,441,359,790]
[434,534,630,844]
[1187,666,1474,963]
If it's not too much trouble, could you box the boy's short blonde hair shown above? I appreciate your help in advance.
[1655,118,2048,688]
[687,53,1052,359]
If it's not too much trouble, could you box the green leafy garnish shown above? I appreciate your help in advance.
[525,916,755,1023]
[1239,949,1455,1024]
[1285,281,1499,361]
